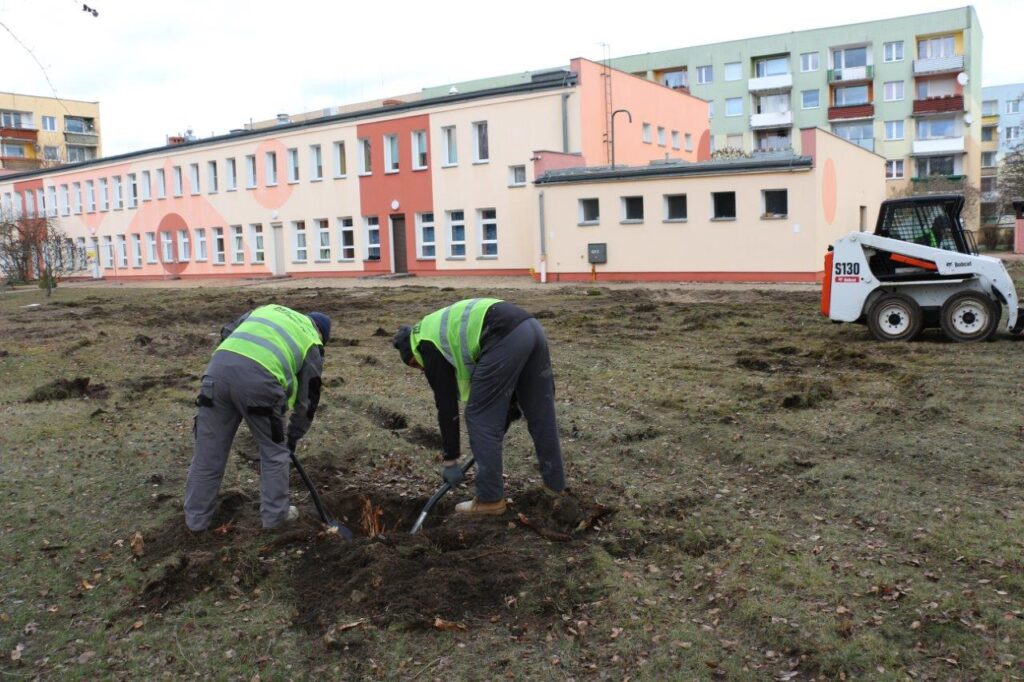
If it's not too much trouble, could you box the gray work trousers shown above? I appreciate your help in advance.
[466,318,565,502]
[184,351,292,530]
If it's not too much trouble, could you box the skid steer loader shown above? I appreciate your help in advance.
[821,194,1023,342]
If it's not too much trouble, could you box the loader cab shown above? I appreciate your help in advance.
[873,195,976,255]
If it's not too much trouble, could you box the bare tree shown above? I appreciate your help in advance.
[998,142,1024,216]
[0,209,87,296]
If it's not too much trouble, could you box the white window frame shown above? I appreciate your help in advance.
[41,115,56,131]
[265,151,278,186]
[155,169,166,199]
[508,165,526,187]
[725,97,743,117]
[172,166,183,197]
[478,208,498,257]
[207,161,218,193]
[337,217,355,261]
[364,216,381,261]
[231,225,245,264]
[195,228,208,261]
[177,229,191,262]
[696,65,713,84]
[761,189,788,219]
[126,174,137,208]
[292,220,307,262]
[59,184,70,216]
[131,234,142,267]
[333,142,347,178]
[85,180,95,212]
[884,41,904,63]
[112,176,123,210]
[800,52,819,72]
[225,158,237,190]
[411,130,428,170]
[1008,100,1022,115]
[245,155,257,188]
[358,138,372,175]
[416,212,436,259]
[145,232,158,263]
[72,182,82,214]
[140,170,151,200]
[886,159,905,180]
[578,198,599,225]
[116,235,128,268]
[442,126,457,166]
[315,218,330,261]
[657,126,666,146]
[472,121,489,163]
[213,228,225,264]
[663,193,687,222]
[885,120,905,141]
[723,61,742,81]
[310,144,323,180]
[287,147,300,183]
[883,81,904,102]
[189,163,200,195]
[249,224,264,263]
[671,131,680,150]
[620,196,645,223]
[161,231,174,263]
[383,134,399,173]
[1006,126,1021,141]
[101,236,113,268]
[48,185,59,216]
[642,123,652,143]
[447,210,466,258]
[801,89,819,110]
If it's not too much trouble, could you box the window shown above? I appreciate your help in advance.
[883,41,904,62]
[762,190,788,218]
[726,133,743,150]
[85,180,95,212]
[621,196,644,222]
[172,166,183,196]
[195,229,207,261]
[189,163,200,195]
[800,52,819,72]
[472,121,489,162]
[915,155,955,177]
[1007,126,1021,141]
[1008,100,1022,115]
[41,115,56,131]
[724,61,742,81]
[72,182,82,214]
[310,144,323,180]
[917,78,956,100]
[131,234,142,267]
[43,146,59,161]
[58,185,69,216]
[801,89,820,109]
[384,134,399,172]
[508,165,526,186]
[112,176,124,210]
[417,212,436,259]
[287,148,300,183]
[64,116,93,133]
[207,161,218,193]
[442,126,457,165]
[642,123,652,143]
[917,35,955,60]
[0,111,29,128]
[126,174,137,208]
[36,189,45,216]
[292,220,307,262]
[231,225,245,264]
[883,81,904,102]
[886,160,904,180]
[981,176,996,193]
[101,236,113,268]
[117,236,128,268]
[447,210,465,257]
[333,141,347,177]
[67,145,95,163]
[885,120,905,140]
[412,131,428,169]
[24,192,34,218]
[671,131,680,149]
[265,151,278,185]
[657,126,666,146]
[981,126,995,142]
[755,56,789,77]
[696,65,713,84]
[2,143,26,158]
[140,171,151,200]
[155,169,166,198]
[337,218,355,260]
[755,94,790,114]
[917,117,956,139]
[712,192,737,220]
[982,100,998,116]
[97,179,108,211]
[250,224,264,263]
[832,46,867,70]
[225,158,237,190]
[478,209,498,257]
[834,85,869,107]
[245,155,257,188]
[213,228,225,264]
[364,217,380,260]
[684,133,693,152]
[315,219,330,261]
[662,70,686,89]
[982,151,997,167]
[832,122,874,150]
[725,97,743,117]
[178,229,191,262]
[664,194,687,221]
[358,138,372,175]
[578,198,599,224]
[161,231,174,262]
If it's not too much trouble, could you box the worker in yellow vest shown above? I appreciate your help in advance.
[392,299,566,515]
[184,304,331,531]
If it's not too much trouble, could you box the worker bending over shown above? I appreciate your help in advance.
[392,298,566,515]
[184,304,331,531]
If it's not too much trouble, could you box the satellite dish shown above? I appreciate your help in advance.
[956,72,969,86]
[963,113,973,126]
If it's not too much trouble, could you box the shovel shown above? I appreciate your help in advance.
[409,458,476,534]
[290,445,354,541]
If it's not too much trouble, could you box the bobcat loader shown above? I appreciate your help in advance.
[821,194,1023,342]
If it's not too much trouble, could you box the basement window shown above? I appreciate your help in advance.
[762,189,788,219]
[664,194,687,222]
[578,198,599,225]
[712,192,736,220]
[620,196,644,223]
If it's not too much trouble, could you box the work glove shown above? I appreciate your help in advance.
[441,461,465,487]
[287,437,298,453]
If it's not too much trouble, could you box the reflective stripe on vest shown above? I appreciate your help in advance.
[215,304,321,408]
[410,298,501,401]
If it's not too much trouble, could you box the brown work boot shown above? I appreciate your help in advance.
[454,497,507,515]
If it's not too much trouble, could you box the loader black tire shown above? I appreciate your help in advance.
[939,291,999,343]
[867,293,923,342]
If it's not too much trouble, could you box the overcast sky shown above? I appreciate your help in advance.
[0,0,1020,156]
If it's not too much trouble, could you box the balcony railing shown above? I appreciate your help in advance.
[913,54,964,75]
[912,136,966,155]
[912,95,965,116]
[65,131,99,146]
[0,126,38,142]
[0,156,43,171]
[750,110,793,129]
[912,174,966,183]
[748,73,793,92]
[827,65,874,83]
[828,103,875,120]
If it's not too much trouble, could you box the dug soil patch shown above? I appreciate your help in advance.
[25,376,108,402]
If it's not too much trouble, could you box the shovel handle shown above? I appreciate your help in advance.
[290,446,353,541]
[409,458,475,534]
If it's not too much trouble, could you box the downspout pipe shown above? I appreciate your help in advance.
[561,94,570,153]
[538,190,547,283]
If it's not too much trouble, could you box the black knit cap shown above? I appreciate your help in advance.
[392,325,414,365]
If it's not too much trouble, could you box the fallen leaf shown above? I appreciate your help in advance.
[836,605,850,615]
[80,579,95,591]
[132,620,144,630]
[433,617,467,632]
[212,523,233,536]
[76,650,95,664]
[336,619,366,632]
[910,620,921,630]
[23,622,38,635]
[129,532,144,557]
[10,643,24,661]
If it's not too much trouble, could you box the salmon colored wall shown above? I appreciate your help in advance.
[533,151,585,177]
[356,114,434,274]
[572,57,709,167]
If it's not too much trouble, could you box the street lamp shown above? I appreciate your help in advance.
[610,109,632,169]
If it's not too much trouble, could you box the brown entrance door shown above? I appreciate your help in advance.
[391,214,408,273]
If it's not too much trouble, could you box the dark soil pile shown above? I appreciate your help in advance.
[25,376,108,402]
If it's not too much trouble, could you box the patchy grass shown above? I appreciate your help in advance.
[1,279,1023,680]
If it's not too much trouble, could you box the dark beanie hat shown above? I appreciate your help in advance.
[308,312,331,344]
[392,325,413,365]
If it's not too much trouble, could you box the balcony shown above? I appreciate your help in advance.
[912,136,966,155]
[65,131,99,146]
[748,73,793,93]
[912,174,966,183]
[750,111,793,129]
[827,65,874,84]
[0,157,43,171]
[913,54,964,75]
[912,95,964,116]
[0,126,38,142]
[828,103,874,121]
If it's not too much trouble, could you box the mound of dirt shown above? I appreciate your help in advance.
[26,377,108,402]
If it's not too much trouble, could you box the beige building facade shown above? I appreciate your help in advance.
[0,92,101,172]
